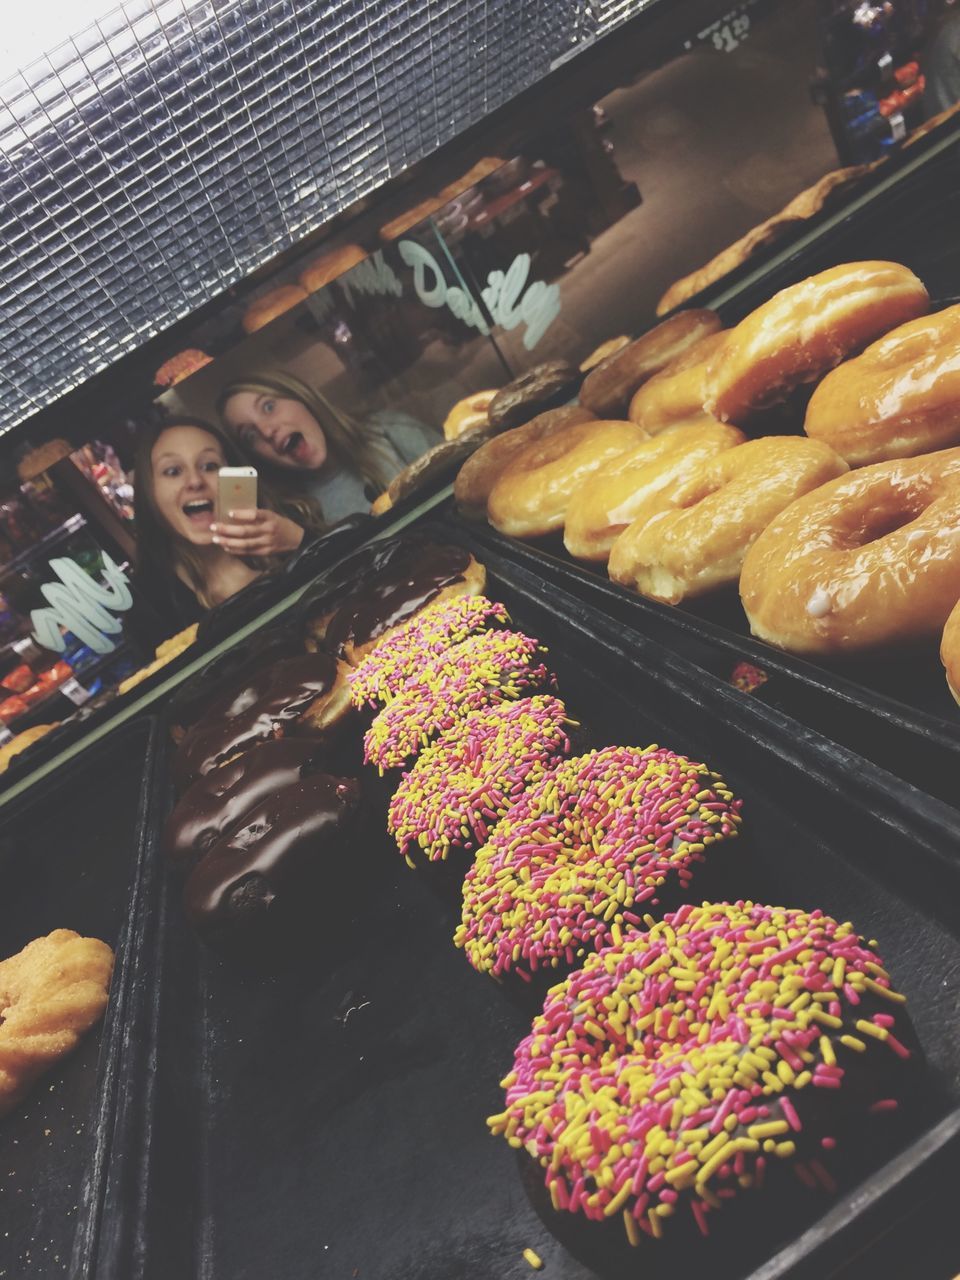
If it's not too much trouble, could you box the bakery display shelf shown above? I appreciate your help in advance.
[0,715,161,1280]
[442,512,960,812]
[94,536,960,1280]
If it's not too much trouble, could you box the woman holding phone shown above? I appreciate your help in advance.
[217,371,439,522]
[132,417,320,625]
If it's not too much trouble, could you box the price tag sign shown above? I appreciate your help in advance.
[686,2,758,53]
[889,111,907,141]
[60,676,91,706]
[0,726,13,746]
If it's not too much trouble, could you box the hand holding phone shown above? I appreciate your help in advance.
[217,466,258,521]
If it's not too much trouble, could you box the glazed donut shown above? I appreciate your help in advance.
[388,695,572,865]
[739,447,960,655]
[455,745,741,981]
[454,406,594,521]
[241,284,308,334]
[628,331,729,434]
[0,930,114,1116]
[941,598,960,705]
[163,739,330,867]
[488,420,649,539]
[443,390,498,440]
[173,653,354,791]
[580,310,722,418]
[703,262,928,423]
[804,304,960,465]
[579,335,630,373]
[487,361,582,431]
[298,244,367,293]
[321,545,487,663]
[363,628,552,772]
[564,421,745,563]
[348,595,509,708]
[183,772,360,948]
[608,437,848,604]
[490,900,914,1248]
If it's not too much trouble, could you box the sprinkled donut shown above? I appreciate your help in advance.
[388,695,574,866]
[490,901,913,1247]
[455,745,742,981]
[348,595,510,709]
[363,629,553,772]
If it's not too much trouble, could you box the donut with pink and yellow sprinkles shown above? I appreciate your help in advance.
[490,900,913,1247]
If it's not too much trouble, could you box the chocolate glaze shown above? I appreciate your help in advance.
[173,652,342,791]
[171,627,305,731]
[183,772,360,941]
[163,738,329,866]
[323,541,470,656]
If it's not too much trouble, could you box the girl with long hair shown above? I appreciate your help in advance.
[217,371,439,522]
[132,416,321,621]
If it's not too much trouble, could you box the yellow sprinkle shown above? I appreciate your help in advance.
[696,1141,738,1187]
[777,1059,796,1085]
[648,1208,663,1240]
[840,1035,866,1053]
[522,1247,543,1270]
[819,1035,836,1067]
[623,1209,641,1247]
[862,977,907,1003]
[603,1181,633,1217]
[856,1019,888,1041]
[747,1120,789,1141]
[774,1141,796,1159]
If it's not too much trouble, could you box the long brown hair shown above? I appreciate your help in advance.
[216,371,396,494]
[133,416,323,611]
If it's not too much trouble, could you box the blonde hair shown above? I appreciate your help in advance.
[217,370,396,492]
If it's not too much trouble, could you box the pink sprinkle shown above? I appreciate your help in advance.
[691,1199,710,1237]
[780,1097,802,1133]
[869,1099,899,1113]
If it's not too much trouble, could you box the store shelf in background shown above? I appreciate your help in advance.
[0,512,85,582]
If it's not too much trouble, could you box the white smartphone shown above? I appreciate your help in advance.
[217,466,258,520]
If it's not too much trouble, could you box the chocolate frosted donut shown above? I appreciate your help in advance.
[322,543,486,663]
[173,653,352,791]
[487,361,581,431]
[184,772,360,946]
[580,310,722,419]
[163,739,330,867]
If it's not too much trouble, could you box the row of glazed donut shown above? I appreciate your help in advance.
[337,559,917,1256]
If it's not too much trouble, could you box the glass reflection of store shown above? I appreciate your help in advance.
[1,0,959,738]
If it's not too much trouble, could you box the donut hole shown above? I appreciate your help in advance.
[851,498,925,547]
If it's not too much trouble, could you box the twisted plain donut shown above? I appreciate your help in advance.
[388,695,573,865]
[740,447,960,655]
[455,745,742,981]
[804,304,960,465]
[703,262,929,423]
[490,901,913,1246]
[608,438,848,604]
[941,598,960,705]
[580,310,722,418]
[488,420,648,539]
[628,331,729,435]
[580,335,630,373]
[0,929,114,1116]
[564,422,745,563]
[454,406,594,521]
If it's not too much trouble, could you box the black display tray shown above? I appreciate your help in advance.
[0,716,160,1280]
[95,535,960,1280]
[442,511,960,812]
